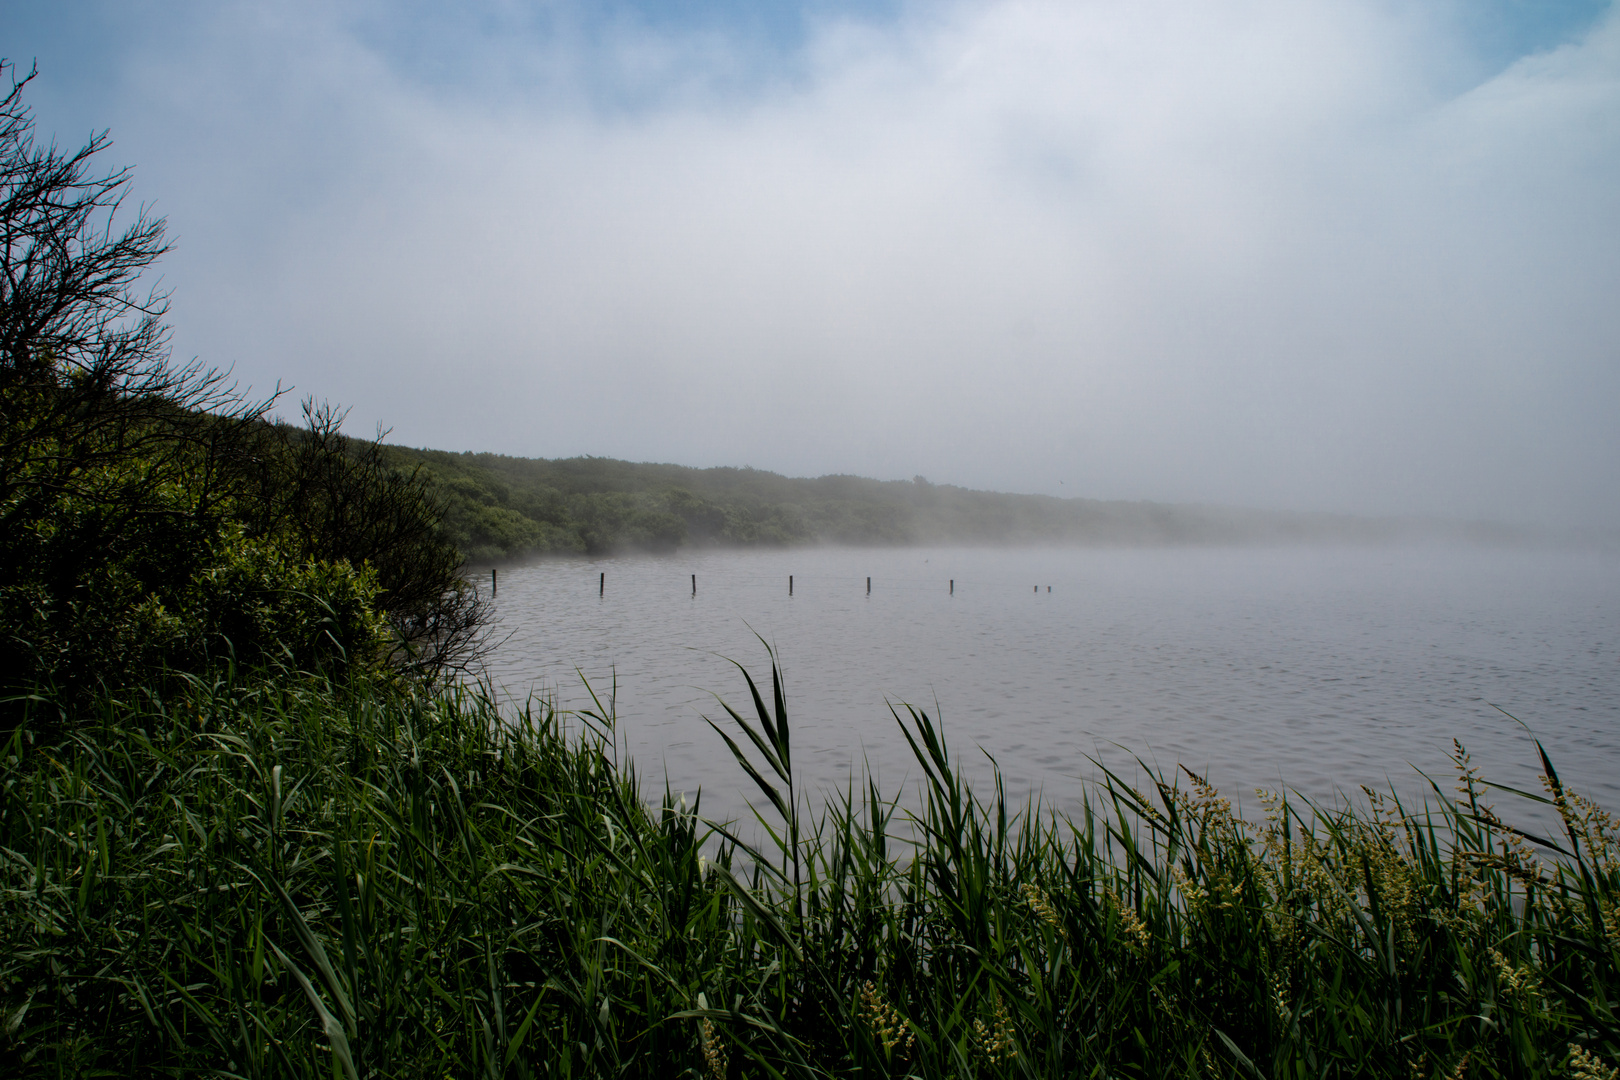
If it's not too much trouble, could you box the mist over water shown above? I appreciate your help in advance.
[482,544,1620,832]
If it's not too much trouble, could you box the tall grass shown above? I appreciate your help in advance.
[2,655,1617,1077]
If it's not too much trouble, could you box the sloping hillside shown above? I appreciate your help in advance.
[385,447,1455,563]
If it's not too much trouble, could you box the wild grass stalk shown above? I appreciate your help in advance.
[2,657,1616,1077]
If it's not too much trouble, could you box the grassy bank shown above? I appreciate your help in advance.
[2,660,1617,1078]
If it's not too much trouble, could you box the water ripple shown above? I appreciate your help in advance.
[483,545,1620,832]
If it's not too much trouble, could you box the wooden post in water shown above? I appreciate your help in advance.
[600,572,605,596]
[866,576,871,595]
[789,575,794,596]
[692,574,696,595]
[1034,585,1038,593]
[491,568,497,597]
[950,579,954,595]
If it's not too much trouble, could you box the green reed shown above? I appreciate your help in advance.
[2,655,1617,1077]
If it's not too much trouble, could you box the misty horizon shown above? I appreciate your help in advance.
[7,0,1619,529]
[390,445,1614,560]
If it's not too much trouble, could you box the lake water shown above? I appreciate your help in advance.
[480,545,1620,832]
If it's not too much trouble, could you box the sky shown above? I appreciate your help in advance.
[5,0,1618,527]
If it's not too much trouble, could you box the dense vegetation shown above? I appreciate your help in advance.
[0,63,483,719]
[393,447,1445,563]
[4,658,1619,1077]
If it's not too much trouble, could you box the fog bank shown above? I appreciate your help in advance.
[10,0,1620,527]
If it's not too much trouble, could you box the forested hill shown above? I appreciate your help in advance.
[384,447,1513,563]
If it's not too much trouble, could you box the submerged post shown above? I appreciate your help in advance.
[692,573,696,595]
[866,576,871,595]
[950,579,954,595]
[491,568,497,597]
[600,572,605,596]
[789,575,794,596]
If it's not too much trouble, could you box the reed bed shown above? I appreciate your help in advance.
[2,655,1617,1078]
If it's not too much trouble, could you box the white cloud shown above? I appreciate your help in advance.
[47,0,1620,524]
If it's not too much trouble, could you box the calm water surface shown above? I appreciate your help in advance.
[481,546,1620,829]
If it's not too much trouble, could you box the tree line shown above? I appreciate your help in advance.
[391,446,1431,564]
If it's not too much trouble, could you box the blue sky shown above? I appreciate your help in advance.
[4,0,1618,526]
[10,1,1609,120]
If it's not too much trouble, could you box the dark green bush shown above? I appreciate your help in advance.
[189,530,389,677]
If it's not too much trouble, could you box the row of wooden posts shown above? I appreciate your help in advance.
[489,568,1052,598]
